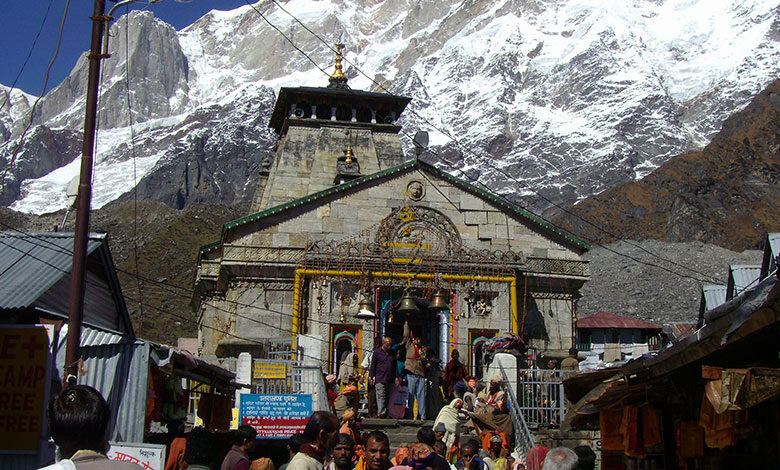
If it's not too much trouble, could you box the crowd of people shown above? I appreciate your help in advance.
[207,411,597,470]
[38,327,590,470]
[325,323,574,453]
[39,382,596,470]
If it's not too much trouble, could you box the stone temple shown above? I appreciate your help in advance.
[194,47,590,376]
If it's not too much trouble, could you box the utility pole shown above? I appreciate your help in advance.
[64,0,107,386]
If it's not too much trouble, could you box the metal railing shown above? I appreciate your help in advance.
[515,369,574,427]
[498,363,535,455]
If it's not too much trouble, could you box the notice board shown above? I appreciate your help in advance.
[253,361,287,379]
[240,394,312,439]
[0,325,51,453]
[108,442,166,470]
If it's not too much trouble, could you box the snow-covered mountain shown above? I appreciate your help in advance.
[1,0,779,215]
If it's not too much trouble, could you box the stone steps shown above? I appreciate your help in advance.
[360,418,434,450]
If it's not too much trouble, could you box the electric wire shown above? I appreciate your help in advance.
[0,224,506,357]
[0,0,73,199]
[122,8,147,337]
[0,0,55,112]
[254,0,723,285]
[0,3,737,362]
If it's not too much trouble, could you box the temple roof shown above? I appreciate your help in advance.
[201,159,590,255]
[268,86,412,134]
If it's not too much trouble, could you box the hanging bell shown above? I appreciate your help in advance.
[397,289,419,315]
[429,289,449,312]
[355,291,376,320]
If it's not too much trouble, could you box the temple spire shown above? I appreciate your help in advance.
[328,43,350,89]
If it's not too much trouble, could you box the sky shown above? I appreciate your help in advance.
[0,0,248,96]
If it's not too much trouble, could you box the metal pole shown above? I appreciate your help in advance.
[64,0,107,386]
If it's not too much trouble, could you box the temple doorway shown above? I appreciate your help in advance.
[376,289,445,362]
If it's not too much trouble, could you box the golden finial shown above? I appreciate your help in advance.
[345,144,354,165]
[328,43,349,89]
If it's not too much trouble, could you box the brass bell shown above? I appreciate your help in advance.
[429,289,449,312]
[397,289,419,315]
[355,291,376,320]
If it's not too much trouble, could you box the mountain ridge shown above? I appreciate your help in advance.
[554,78,780,252]
[1,0,778,215]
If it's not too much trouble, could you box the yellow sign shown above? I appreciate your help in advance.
[253,361,287,379]
[193,407,239,430]
[0,326,50,453]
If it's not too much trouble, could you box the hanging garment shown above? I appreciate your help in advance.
[599,408,624,451]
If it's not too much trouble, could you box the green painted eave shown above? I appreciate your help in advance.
[199,240,222,255]
[215,159,589,252]
[222,160,418,234]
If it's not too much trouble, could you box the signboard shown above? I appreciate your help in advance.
[193,407,239,430]
[108,442,166,470]
[0,326,51,453]
[253,361,288,379]
[240,394,312,439]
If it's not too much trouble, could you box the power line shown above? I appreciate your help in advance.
[0,0,73,199]
[0,223,506,358]
[122,9,147,337]
[247,0,722,285]
[0,0,55,112]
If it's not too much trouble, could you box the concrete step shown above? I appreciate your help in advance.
[360,418,435,449]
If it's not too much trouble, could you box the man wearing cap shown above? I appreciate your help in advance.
[482,435,505,470]
[560,348,579,371]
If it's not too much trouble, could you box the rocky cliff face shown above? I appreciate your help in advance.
[1,1,779,217]
[555,79,780,252]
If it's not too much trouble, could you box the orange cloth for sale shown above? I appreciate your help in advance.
[699,394,735,449]
[641,406,662,447]
[599,408,624,451]
[678,421,704,458]
[619,406,645,458]
[165,437,186,470]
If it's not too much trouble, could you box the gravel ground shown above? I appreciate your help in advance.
[578,239,763,325]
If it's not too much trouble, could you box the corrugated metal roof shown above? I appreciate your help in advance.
[667,322,697,341]
[80,324,135,347]
[762,233,780,278]
[701,284,727,311]
[577,311,662,330]
[728,264,761,299]
[0,232,103,310]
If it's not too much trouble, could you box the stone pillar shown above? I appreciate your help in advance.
[235,352,252,404]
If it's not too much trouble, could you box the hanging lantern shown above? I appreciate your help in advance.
[355,290,376,320]
[397,289,419,315]
[428,289,449,312]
